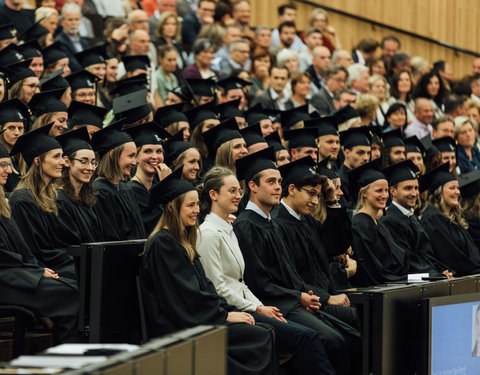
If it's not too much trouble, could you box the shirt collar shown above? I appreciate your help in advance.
[392,200,414,217]
[281,199,301,220]
[204,212,232,232]
[246,201,271,220]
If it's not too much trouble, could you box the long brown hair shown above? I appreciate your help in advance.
[460,194,480,219]
[214,140,235,171]
[32,112,56,131]
[17,155,58,214]
[198,166,234,219]
[147,192,199,262]
[0,185,11,218]
[423,186,468,229]
[96,144,129,182]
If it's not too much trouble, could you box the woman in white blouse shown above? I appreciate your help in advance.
[196,166,336,375]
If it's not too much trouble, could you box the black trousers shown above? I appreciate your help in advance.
[252,313,336,375]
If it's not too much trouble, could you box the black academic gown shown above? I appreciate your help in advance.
[380,204,449,276]
[93,178,146,241]
[126,180,163,235]
[56,189,103,243]
[0,214,80,344]
[139,229,278,375]
[338,164,354,209]
[466,215,480,254]
[420,206,480,276]
[351,212,409,286]
[9,188,77,279]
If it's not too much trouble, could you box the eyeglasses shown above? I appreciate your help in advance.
[300,187,322,200]
[227,187,243,197]
[0,161,13,170]
[72,158,98,168]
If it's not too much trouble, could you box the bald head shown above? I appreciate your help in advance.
[331,49,353,68]
[414,98,434,125]
[129,9,149,32]
[312,46,331,75]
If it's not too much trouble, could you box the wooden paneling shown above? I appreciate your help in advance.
[250,0,479,79]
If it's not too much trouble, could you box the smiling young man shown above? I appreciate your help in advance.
[233,147,361,375]
[380,160,453,278]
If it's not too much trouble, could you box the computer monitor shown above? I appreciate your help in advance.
[422,293,480,375]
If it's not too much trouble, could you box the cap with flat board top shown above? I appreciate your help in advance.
[91,119,132,157]
[236,146,277,182]
[265,131,285,153]
[405,136,426,156]
[280,105,311,130]
[122,55,150,72]
[18,22,48,42]
[40,68,70,92]
[203,117,243,156]
[74,44,106,68]
[29,89,67,116]
[183,101,218,129]
[432,136,456,153]
[149,166,195,207]
[244,103,280,125]
[217,76,251,93]
[458,170,480,198]
[304,116,339,138]
[153,102,188,129]
[217,99,243,121]
[0,65,13,84]
[0,23,16,41]
[0,142,9,158]
[112,89,151,124]
[0,98,28,125]
[284,127,317,150]
[110,74,147,96]
[66,69,99,92]
[316,156,338,180]
[125,122,171,148]
[382,128,405,148]
[348,158,385,199]
[382,159,419,186]
[169,85,192,103]
[239,123,266,148]
[0,44,23,67]
[419,162,455,193]
[68,101,108,129]
[56,126,92,158]
[163,129,196,166]
[278,155,317,188]
[17,40,42,59]
[420,134,440,162]
[42,41,68,65]
[369,126,383,144]
[5,59,36,87]
[10,122,61,166]
[185,78,218,97]
[333,105,360,125]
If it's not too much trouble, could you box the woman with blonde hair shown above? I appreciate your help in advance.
[154,11,186,71]
[420,163,480,276]
[369,75,389,125]
[164,129,202,183]
[355,93,379,126]
[139,167,279,374]
[35,6,59,36]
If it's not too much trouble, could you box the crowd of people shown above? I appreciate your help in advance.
[1,0,480,373]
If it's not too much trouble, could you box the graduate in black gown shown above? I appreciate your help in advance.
[55,127,103,243]
[233,148,362,375]
[91,120,147,241]
[139,167,279,375]
[420,163,480,276]
[380,160,453,278]
[126,122,171,234]
[459,170,480,251]
[0,143,82,344]
[272,157,358,328]
[153,102,191,140]
[349,159,409,286]
[9,124,78,279]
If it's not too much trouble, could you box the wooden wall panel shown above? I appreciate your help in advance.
[249,0,479,79]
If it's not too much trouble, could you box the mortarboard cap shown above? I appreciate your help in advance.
[0,44,23,67]
[432,136,456,153]
[348,158,385,199]
[420,134,439,162]
[169,84,192,103]
[239,123,266,148]
[56,126,92,158]
[203,117,243,156]
[113,89,151,124]
[163,129,195,165]
[459,170,480,199]
[183,101,218,129]
[91,119,133,157]
[217,76,251,92]
[0,65,13,84]
[265,131,285,153]
[419,162,456,193]
[42,42,68,65]
[185,77,217,97]
[235,146,277,182]
[5,59,35,86]
[382,159,419,186]
[369,126,383,144]
[0,98,28,125]
[279,155,317,188]
[149,166,195,206]
[122,55,150,72]
[405,136,426,155]
[0,23,16,41]
[153,102,188,128]
[10,123,61,166]
[0,142,9,158]
[217,99,243,120]
[316,156,338,180]
[66,69,99,92]
[17,40,42,59]
[304,116,339,138]
[280,105,311,130]
[68,101,108,129]
[40,68,70,91]
[29,89,67,116]
[340,127,372,149]
[244,103,269,124]
[18,22,48,42]
[382,128,405,148]
[125,121,170,148]
[284,127,317,149]
[334,105,360,125]
[110,74,147,96]
[74,44,106,68]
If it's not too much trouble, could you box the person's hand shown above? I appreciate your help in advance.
[345,255,357,278]
[154,163,172,181]
[323,178,337,204]
[43,268,59,279]
[300,291,321,313]
[256,305,287,323]
[443,270,454,279]
[111,24,129,42]
[325,25,336,35]
[328,294,350,307]
[226,312,255,325]
[202,16,214,24]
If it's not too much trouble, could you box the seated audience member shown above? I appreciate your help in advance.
[412,71,446,119]
[197,166,336,375]
[308,9,339,52]
[249,49,274,97]
[306,46,331,93]
[351,38,378,66]
[383,103,408,132]
[369,75,389,124]
[290,72,311,107]
[355,93,379,126]
[216,38,251,79]
[459,170,480,251]
[298,28,323,73]
[155,45,179,102]
[454,116,480,174]
[310,65,348,116]
[182,38,221,81]
[154,11,187,71]
[250,65,293,110]
[347,63,370,95]
[404,97,434,139]
[139,167,279,374]
[181,0,216,53]
[420,163,480,276]
[270,4,306,52]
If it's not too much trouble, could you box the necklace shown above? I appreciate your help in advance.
[133,175,151,190]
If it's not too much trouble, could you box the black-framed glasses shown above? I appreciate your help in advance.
[300,187,322,200]
[72,158,98,168]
